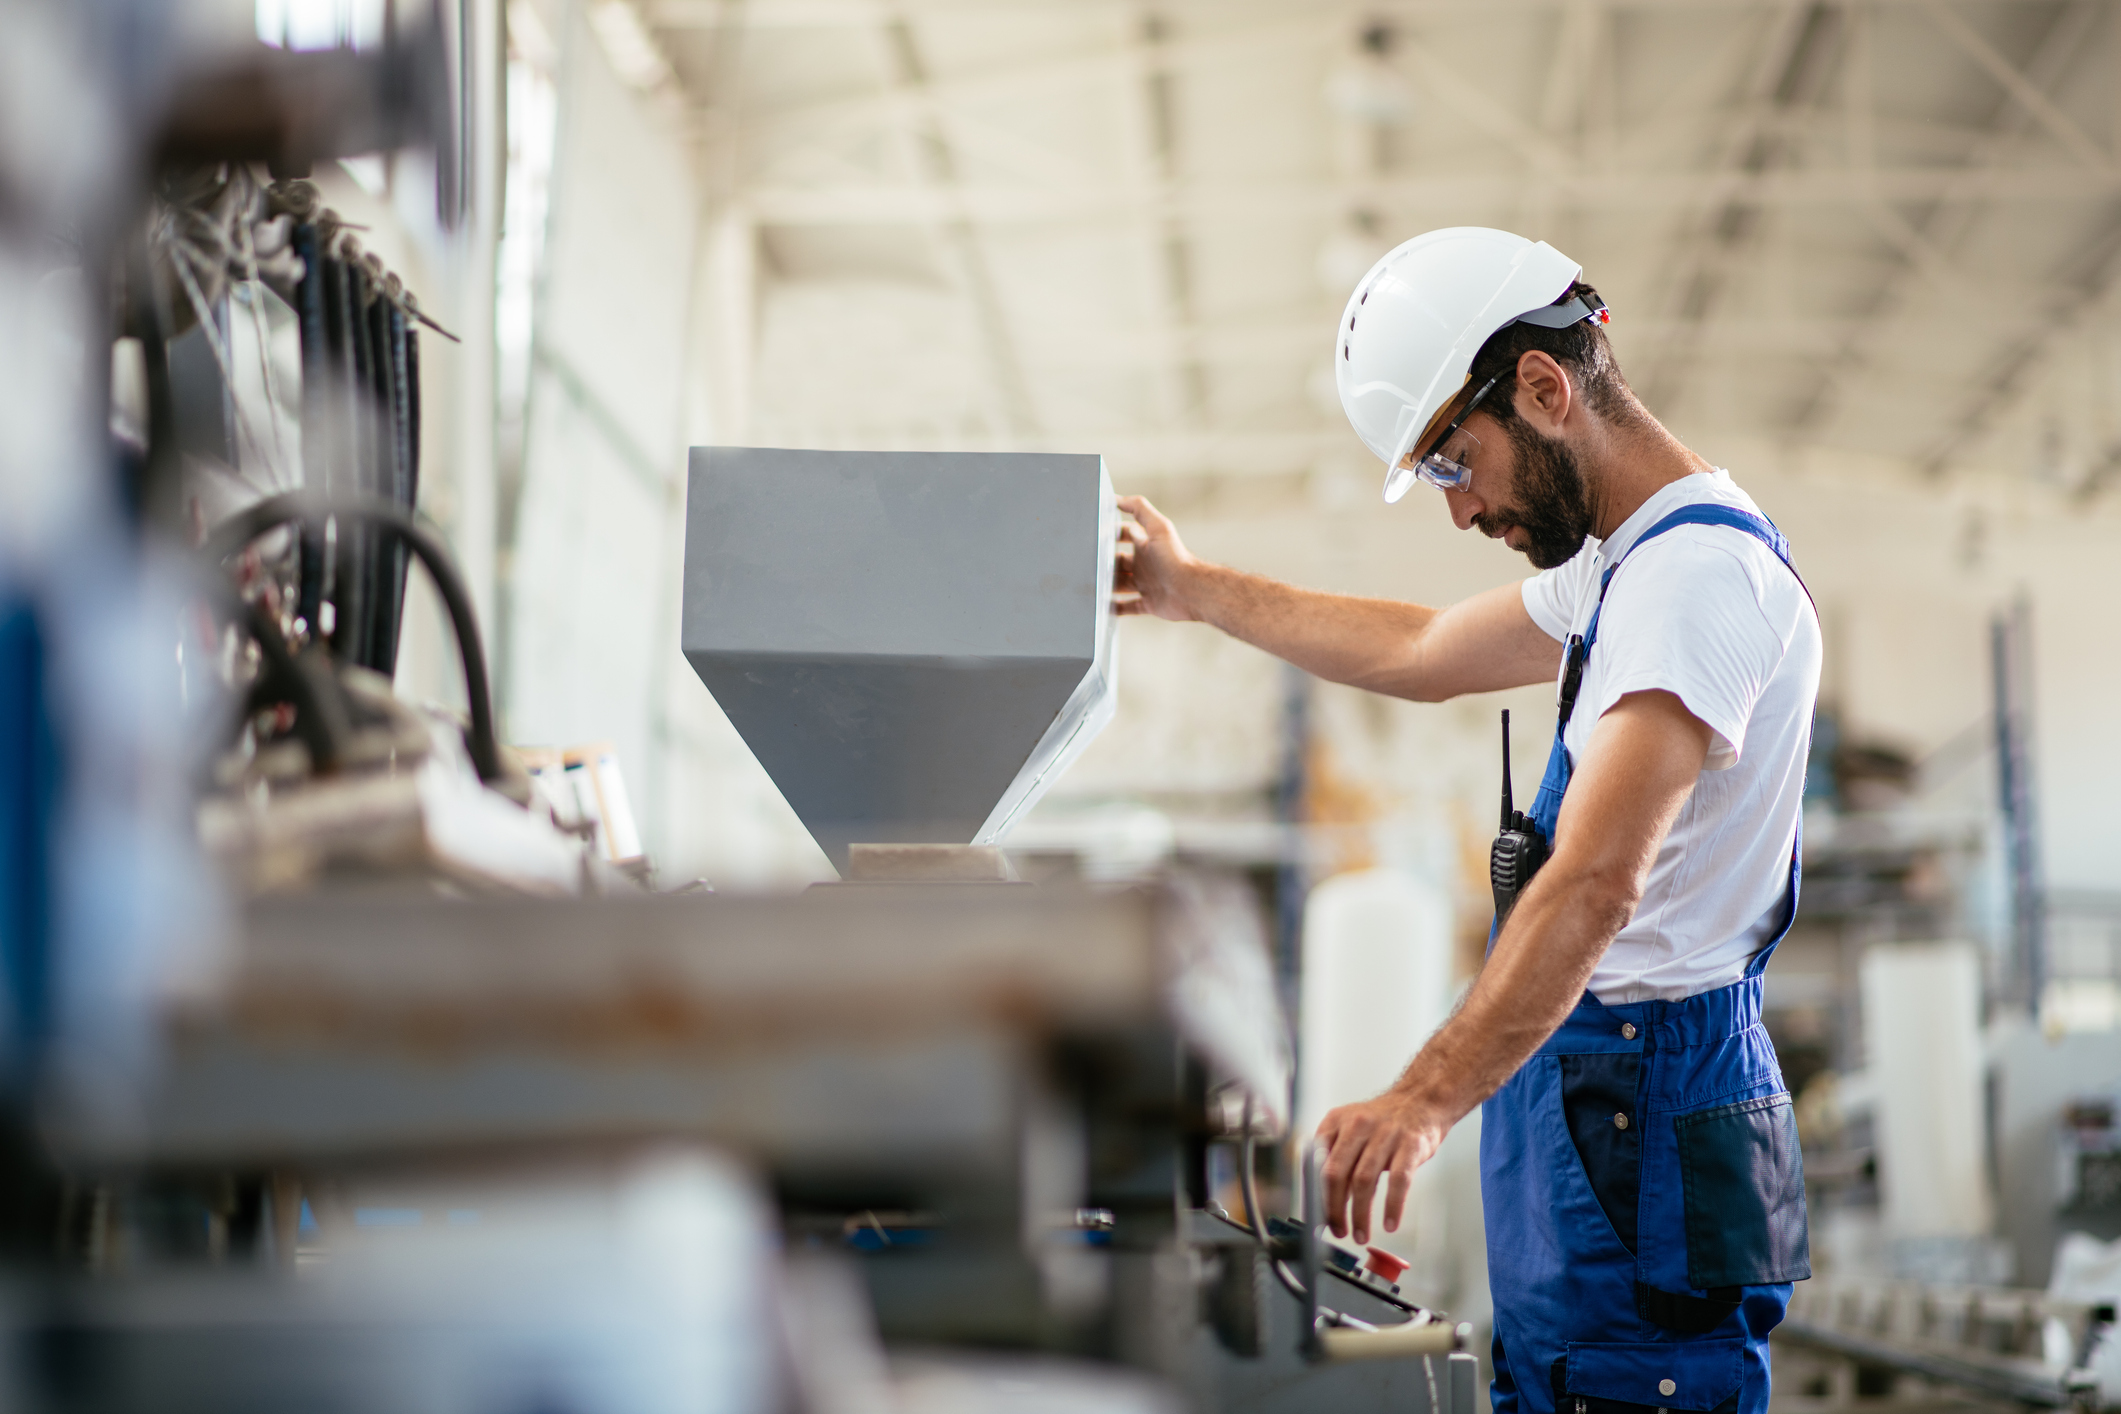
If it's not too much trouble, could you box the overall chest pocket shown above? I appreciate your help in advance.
[1674,1093,1810,1290]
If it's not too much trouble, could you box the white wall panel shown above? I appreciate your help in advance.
[505,0,699,859]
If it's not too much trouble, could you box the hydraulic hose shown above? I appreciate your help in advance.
[238,597,352,773]
[203,492,501,783]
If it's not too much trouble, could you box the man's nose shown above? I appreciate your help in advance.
[1443,486,1480,532]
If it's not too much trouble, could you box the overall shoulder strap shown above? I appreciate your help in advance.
[1598,503,1794,597]
[1588,503,1809,634]
[1560,502,1810,728]
[1561,502,1817,970]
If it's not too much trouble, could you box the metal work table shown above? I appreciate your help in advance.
[39,881,1466,1413]
[55,885,1168,1179]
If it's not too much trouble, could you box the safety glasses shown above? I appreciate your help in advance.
[1383,373,1499,504]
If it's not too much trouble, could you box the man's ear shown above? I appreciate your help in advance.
[1512,350,1573,435]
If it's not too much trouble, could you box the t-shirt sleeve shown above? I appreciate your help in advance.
[1520,543,1596,642]
[1591,536,1791,770]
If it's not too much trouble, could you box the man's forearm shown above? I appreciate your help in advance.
[1388,861,1634,1125]
[1179,561,1445,697]
[1315,692,1710,1244]
[1118,494,1558,700]
[1390,694,1709,1122]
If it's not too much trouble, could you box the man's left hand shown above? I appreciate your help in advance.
[1316,1089,1448,1245]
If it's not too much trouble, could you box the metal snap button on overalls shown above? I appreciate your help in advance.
[1621,1023,1637,1040]
[1613,1112,1630,1130]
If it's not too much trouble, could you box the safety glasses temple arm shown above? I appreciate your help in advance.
[1509,294,1609,330]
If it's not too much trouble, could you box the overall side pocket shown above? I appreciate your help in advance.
[1674,1092,1810,1290]
[1560,1053,1642,1252]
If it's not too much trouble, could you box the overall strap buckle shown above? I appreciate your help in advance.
[1558,633,1587,728]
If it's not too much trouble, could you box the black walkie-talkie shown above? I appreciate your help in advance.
[1490,709,1549,921]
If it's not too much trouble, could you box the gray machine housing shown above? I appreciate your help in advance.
[681,447,1117,870]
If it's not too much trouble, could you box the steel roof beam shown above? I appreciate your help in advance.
[871,7,1043,438]
[651,0,2121,26]
[1799,1,2109,437]
[1918,0,2113,171]
[1125,9,1208,432]
[1633,2,1844,416]
[732,164,2121,224]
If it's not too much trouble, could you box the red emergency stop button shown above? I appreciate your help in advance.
[1364,1246,1409,1283]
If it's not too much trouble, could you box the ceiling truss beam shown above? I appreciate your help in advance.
[1917,0,2114,173]
[1800,0,2108,434]
[650,0,2117,27]
[872,7,1042,437]
[735,163,2121,225]
[1635,2,1843,415]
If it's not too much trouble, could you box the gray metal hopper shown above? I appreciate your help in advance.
[681,447,1117,873]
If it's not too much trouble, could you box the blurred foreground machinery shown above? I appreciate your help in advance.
[3,0,1476,1403]
[30,279,1474,1414]
[48,880,1476,1413]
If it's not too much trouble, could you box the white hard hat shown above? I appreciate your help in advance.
[1333,227,1589,502]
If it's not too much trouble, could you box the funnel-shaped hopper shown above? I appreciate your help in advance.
[681,447,1117,872]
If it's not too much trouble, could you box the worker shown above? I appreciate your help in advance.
[1114,227,1817,1414]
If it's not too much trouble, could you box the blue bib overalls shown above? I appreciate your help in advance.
[1482,506,1812,1414]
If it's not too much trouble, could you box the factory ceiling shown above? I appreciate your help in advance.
[632,0,2121,497]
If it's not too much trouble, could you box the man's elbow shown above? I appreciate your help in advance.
[1350,669,1450,704]
[1364,643,1453,702]
[1405,677,1459,704]
[1550,858,1643,933]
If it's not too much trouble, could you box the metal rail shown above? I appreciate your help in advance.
[1775,1318,2098,1409]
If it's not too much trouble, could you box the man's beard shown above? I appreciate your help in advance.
[1473,421,1595,570]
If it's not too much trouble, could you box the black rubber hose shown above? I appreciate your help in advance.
[239,599,353,773]
[341,269,377,668]
[378,303,414,674]
[204,493,501,783]
[291,222,329,635]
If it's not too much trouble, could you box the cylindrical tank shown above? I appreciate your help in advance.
[1296,866,1456,1237]
[1862,940,1993,1240]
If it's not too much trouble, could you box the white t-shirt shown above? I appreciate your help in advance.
[1519,470,1821,1004]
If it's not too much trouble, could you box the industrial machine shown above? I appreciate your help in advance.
[0,0,1471,1399]
[674,446,1477,1404]
[28,447,1474,1412]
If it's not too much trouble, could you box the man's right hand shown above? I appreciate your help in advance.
[1114,494,1200,622]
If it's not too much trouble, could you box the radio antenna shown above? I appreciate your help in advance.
[1500,709,1514,828]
